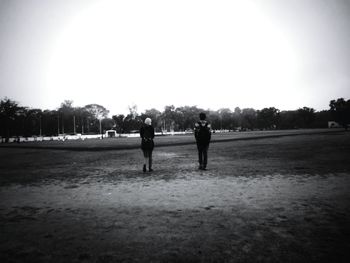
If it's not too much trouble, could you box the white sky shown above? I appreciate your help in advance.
[1,0,350,115]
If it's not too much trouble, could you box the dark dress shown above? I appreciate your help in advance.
[194,120,211,169]
[140,124,155,157]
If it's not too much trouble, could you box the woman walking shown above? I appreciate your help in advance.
[140,117,155,172]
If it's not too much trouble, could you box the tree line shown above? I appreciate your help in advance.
[0,97,349,142]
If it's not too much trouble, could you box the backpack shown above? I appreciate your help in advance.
[196,122,211,143]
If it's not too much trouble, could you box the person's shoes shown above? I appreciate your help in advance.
[149,168,153,172]
[198,165,203,170]
[143,165,146,172]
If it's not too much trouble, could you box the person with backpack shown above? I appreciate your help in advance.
[140,117,155,172]
[194,112,211,170]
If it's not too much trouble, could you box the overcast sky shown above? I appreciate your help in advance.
[1,0,350,115]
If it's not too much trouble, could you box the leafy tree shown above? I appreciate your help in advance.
[123,114,142,133]
[128,104,138,120]
[175,106,206,131]
[161,105,176,131]
[101,118,115,131]
[58,100,75,134]
[296,107,316,128]
[141,108,162,131]
[73,107,89,134]
[233,107,242,128]
[112,114,126,133]
[257,107,280,130]
[120,105,142,133]
[0,98,24,141]
[218,108,235,130]
[313,110,331,128]
[241,108,257,130]
[84,104,109,119]
[278,110,298,129]
[208,110,220,131]
[23,108,43,136]
[42,109,60,136]
[330,98,350,129]
[84,104,110,134]
[2,97,345,139]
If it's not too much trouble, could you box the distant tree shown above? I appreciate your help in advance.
[11,106,27,137]
[234,107,242,115]
[313,110,331,128]
[241,108,257,130]
[84,104,109,119]
[141,108,162,131]
[2,98,346,139]
[123,115,142,133]
[122,106,142,133]
[60,100,73,109]
[42,109,59,135]
[233,107,242,128]
[217,108,235,130]
[112,114,126,133]
[0,98,24,141]
[58,100,75,134]
[58,100,91,134]
[73,107,90,134]
[23,108,43,136]
[84,104,110,134]
[161,105,177,131]
[173,108,185,131]
[296,107,316,128]
[174,106,206,131]
[257,107,280,130]
[101,118,115,131]
[278,110,298,129]
[329,98,350,129]
[208,110,220,131]
[128,104,138,120]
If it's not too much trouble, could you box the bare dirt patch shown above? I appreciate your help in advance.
[1,132,350,262]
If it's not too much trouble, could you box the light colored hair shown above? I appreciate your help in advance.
[144,118,152,125]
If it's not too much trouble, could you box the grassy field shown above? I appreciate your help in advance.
[0,128,342,150]
[0,130,350,262]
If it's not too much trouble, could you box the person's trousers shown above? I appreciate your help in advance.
[197,143,209,167]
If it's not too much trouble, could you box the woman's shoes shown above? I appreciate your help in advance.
[143,165,154,172]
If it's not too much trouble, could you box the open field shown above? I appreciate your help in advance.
[1,130,350,262]
[0,128,343,151]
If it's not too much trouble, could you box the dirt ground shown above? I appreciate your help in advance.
[1,131,350,262]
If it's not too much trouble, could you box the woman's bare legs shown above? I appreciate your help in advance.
[143,155,148,172]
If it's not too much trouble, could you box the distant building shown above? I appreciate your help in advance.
[105,130,117,137]
[328,121,342,128]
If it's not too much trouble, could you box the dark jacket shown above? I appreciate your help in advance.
[140,124,155,150]
[194,120,211,145]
